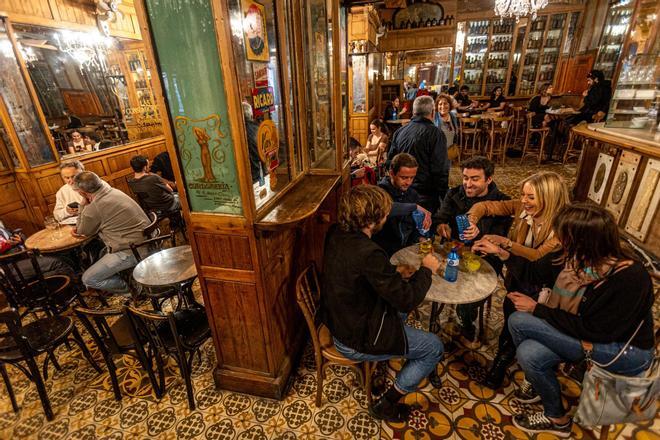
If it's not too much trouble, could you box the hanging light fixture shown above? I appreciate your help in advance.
[494,0,549,21]
[55,29,114,70]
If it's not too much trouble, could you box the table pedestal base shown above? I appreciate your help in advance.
[428,296,492,345]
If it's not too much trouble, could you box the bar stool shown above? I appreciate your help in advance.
[510,106,526,147]
[521,112,550,165]
[484,116,513,164]
[562,127,583,163]
[459,116,481,159]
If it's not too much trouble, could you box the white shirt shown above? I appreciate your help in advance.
[53,184,84,222]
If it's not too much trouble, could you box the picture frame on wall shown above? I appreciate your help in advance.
[241,0,270,62]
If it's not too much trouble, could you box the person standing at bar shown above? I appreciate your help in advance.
[387,95,449,214]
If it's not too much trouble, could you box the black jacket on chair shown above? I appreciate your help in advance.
[320,225,432,356]
[387,116,449,201]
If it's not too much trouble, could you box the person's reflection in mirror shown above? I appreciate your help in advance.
[67,131,93,154]
[243,102,267,185]
[84,134,102,151]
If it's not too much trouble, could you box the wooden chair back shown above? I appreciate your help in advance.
[295,263,323,359]
[74,306,129,355]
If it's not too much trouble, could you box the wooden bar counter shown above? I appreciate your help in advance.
[572,123,660,257]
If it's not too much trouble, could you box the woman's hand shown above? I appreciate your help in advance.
[437,223,451,239]
[507,292,537,313]
[482,234,507,246]
[472,238,500,255]
[421,253,441,273]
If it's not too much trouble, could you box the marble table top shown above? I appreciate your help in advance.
[132,245,197,288]
[390,243,499,305]
[25,225,91,253]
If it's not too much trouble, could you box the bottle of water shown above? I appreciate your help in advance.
[455,214,472,244]
[444,247,459,282]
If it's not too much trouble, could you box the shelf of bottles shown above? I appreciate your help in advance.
[485,18,515,96]
[594,0,634,80]
[463,20,489,95]
[519,16,547,96]
[126,50,156,108]
[537,14,566,89]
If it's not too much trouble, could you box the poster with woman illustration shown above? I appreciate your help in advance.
[242,0,270,62]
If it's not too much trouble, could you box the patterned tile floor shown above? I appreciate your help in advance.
[1,159,658,439]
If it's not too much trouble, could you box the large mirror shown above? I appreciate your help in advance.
[228,0,294,209]
[12,24,163,158]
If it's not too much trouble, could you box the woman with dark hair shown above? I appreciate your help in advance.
[496,203,655,437]
[527,83,554,128]
[365,119,389,164]
[482,86,507,112]
[383,97,401,121]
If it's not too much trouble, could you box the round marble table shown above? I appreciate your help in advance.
[391,243,499,335]
[25,225,92,254]
[132,245,197,288]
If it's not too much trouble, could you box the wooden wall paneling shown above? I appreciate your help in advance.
[350,115,369,147]
[0,0,142,39]
[605,150,641,222]
[559,53,594,94]
[195,233,253,270]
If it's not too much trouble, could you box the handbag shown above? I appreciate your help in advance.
[575,320,660,427]
[447,144,460,161]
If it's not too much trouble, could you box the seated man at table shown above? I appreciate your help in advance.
[0,219,73,280]
[373,153,431,256]
[566,70,612,126]
[128,155,180,215]
[433,156,512,345]
[73,172,151,294]
[321,185,443,422]
[53,160,85,223]
[456,85,477,112]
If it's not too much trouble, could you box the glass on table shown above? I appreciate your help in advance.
[418,237,433,255]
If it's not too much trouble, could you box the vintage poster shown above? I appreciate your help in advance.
[251,87,275,117]
[256,119,279,190]
[241,0,270,62]
[147,0,242,214]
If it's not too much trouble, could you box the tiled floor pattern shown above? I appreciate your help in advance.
[1,160,658,439]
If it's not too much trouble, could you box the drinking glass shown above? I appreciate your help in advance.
[419,237,433,255]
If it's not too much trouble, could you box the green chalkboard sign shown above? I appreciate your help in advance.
[145,0,242,214]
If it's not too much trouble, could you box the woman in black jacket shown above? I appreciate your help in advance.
[475,203,655,437]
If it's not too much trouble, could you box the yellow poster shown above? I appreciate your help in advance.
[242,0,269,62]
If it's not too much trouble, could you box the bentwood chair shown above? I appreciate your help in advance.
[562,127,583,164]
[458,116,482,159]
[484,115,513,164]
[0,308,101,420]
[521,112,550,165]
[74,306,162,401]
[0,249,82,317]
[124,305,211,410]
[295,263,373,407]
[510,106,526,147]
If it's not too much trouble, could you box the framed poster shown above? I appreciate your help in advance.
[587,152,614,204]
[242,0,269,62]
[625,158,660,242]
[606,151,640,222]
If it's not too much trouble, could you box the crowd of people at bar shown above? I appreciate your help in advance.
[327,76,655,436]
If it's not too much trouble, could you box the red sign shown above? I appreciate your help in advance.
[251,87,275,117]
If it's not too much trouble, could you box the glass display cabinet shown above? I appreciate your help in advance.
[485,18,514,96]
[463,19,488,95]
[605,54,659,129]
[519,16,546,96]
[594,0,635,80]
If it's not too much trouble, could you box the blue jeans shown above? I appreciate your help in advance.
[334,322,443,394]
[509,312,655,418]
[82,249,138,293]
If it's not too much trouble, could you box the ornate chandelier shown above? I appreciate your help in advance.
[494,0,549,21]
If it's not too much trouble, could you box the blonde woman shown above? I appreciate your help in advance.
[464,171,570,389]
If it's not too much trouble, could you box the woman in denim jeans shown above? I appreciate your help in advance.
[474,203,655,437]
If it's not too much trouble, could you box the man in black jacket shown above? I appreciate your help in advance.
[373,153,432,256]
[433,156,513,345]
[321,185,443,422]
[566,70,612,125]
[387,95,449,214]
